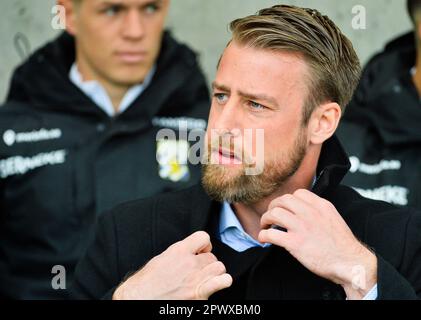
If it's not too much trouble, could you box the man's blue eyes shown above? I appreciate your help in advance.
[104,6,121,16]
[103,4,159,16]
[249,101,264,110]
[144,4,159,14]
[213,93,265,110]
[214,93,228,103]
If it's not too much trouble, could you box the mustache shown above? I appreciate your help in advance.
[205,138,253,164]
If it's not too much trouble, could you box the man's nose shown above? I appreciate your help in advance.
[121,10,145,40]
[213,99,241,134]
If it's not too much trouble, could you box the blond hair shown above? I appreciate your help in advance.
[230,5,361,123]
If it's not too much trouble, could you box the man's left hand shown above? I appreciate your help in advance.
[258,189,377,299]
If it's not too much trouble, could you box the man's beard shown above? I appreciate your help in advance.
[201,130,307,205]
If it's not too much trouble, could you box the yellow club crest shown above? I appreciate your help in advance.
[156,139,190,182]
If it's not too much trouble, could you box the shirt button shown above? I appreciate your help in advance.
[393,85,401,93]
[96,123,106,132]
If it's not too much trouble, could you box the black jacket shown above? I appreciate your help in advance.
[71,136,421,300]
[0,31,210,299]
[337,31,421,208]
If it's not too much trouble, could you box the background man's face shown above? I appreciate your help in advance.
[68,0,169,85]
[203,41,311,204]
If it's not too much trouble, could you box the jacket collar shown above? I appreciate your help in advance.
[6,31,196,121]
[312,134,351,195]
[189,134,351,231]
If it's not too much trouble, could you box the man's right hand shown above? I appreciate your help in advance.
[112,231,232,300]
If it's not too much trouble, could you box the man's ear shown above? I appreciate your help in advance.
[57,0,79,35]
[307,102,341,145]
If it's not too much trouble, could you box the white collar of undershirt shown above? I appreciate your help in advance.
[69,63,156,117]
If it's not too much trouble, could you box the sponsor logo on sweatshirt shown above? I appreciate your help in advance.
[152,117,207,131]
[349,156,401,175]
[0,150,67,179]
[353,185,409,206]
[348,156,408,205]
[2,128,62,146]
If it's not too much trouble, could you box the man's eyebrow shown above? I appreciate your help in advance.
[211,82,230,92]
[212,82,279,107]
[141,0,164,7]
[145,0,164,4]
[98,0,163,7]
[98,1,125,7]
[99,0,123,5]
[238,90,279,107]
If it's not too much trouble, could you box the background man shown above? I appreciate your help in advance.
[337,0,421,209]
[0,0,209,299]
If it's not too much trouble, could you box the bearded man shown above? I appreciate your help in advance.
[70,5,421,300]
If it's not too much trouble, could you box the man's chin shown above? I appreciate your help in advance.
[204,164,243,182]
[201,164,249,203]
[109,66,153,86]
[113,75,148,86]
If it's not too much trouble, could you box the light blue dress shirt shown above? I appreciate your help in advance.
[218,201,378,300]
[69,63,156,117]
[219,201,271,252]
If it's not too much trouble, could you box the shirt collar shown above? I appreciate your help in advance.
[219,201,245,235]
[219,176,317,240]
[219,201,269,251]
[69,63,156,117]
